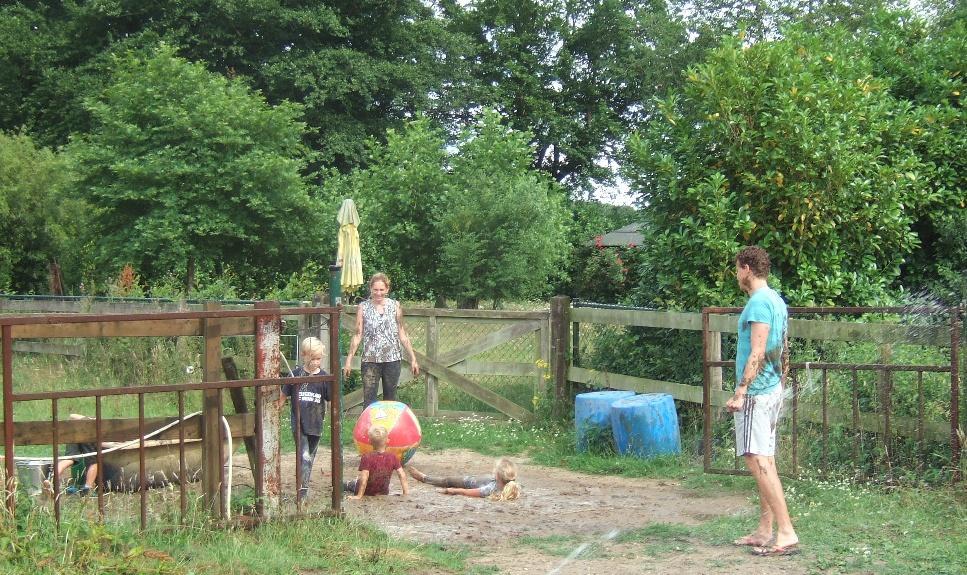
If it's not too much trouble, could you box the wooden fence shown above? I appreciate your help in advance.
[552,296,963,481]
[2,296,551,422]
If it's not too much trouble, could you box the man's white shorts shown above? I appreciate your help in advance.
[734,388,783,457]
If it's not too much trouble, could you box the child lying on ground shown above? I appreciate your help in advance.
[407,457,521,501]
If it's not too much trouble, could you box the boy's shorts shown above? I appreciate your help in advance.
[734,388,783,456]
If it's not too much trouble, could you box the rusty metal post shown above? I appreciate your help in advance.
[2,325,14,516]
[549,296,571,419]
[254,301,282,517]
[52,398,60,525]
[328,308,343,514]
[138,392,147,529]
[791,370,799,476]
[851,369,861,477]
[951,306,961,482]
[177,391,187,522]
[821,368,829,477]
[202,302,224,518]
[95,395,104,516]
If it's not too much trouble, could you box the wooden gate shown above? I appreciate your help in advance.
[340,307,550,422]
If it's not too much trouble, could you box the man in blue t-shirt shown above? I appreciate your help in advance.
[725,246,800,557]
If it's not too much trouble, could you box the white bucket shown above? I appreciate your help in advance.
[16,460,48,496]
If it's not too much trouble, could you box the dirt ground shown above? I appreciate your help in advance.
[263,449,808,575]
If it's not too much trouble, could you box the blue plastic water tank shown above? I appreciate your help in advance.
[610,393,681,458]
[574,390,636,452]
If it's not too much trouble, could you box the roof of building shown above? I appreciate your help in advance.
[592,222,643,247]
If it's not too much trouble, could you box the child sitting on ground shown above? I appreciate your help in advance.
[407,457,521,501]
[344,425,409,499]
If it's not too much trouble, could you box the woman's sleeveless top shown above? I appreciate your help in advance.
[361,298,402,362]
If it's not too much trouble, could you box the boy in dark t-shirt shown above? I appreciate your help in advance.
[277,337,330,500]
[344,425,409,498]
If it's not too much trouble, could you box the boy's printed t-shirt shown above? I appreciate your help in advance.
[358,452,401,495]
[282,366,330,436]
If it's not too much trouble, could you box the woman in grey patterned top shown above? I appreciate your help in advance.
[344,273,420,406]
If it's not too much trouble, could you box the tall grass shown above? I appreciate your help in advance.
[0,498,470,575]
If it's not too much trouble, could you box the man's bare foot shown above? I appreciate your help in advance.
[405,466,426,482]
[773,533,799,549]
[733,533,773,547]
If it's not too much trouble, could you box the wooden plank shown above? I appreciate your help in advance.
[0,414,256,445]
[416,351,532,421]
[0,299,188,314]
[11,317,254,339]
[342,306,548,320]
[438,320,542,366]
[11,341,85,356]
[571,307,705,330]
[569,366,949,442]
[570,307,949,346]
[569,366,730,406]
[222,357,259,476]
[452,360,540,377]
[789,318,948,346]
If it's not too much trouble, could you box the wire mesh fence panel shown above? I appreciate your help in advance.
[394,314,545,418]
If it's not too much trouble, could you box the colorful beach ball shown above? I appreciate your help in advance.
[353,401,422,465]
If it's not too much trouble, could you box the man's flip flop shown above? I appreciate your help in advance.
[751,544,800,557]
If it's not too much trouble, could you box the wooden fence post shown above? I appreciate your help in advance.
[550,296,571,419]
[201,302,224,518]
[221,357,260,478]
[707,331,723,391]
[254,301,282,517]
[426,313,439,417]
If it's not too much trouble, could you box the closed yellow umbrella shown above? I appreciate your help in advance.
[336,198,363,293]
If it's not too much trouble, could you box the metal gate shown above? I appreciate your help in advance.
[702,306,961,483]
[1,303,343,528]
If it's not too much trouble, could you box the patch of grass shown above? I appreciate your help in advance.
[418,417,548,457]
[518,534,585,557]
[0,502,469,575]
[690,477,966,575]
[615,523,695,558]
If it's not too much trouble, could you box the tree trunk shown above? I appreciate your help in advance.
[457,296,479,309]
[186,255,195,297]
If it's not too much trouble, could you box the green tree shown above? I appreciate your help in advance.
[625,26,925,308]
[447,0,693,193]
[862,9,966,304]
[68,45,315,295]
[442,110,569,307]
[0,131,86,293]
[321,112,569,306]
[320,117,450,299]
[0,1,461,178]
